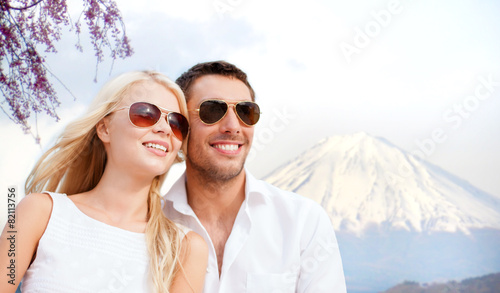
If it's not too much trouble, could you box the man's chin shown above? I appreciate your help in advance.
[186,156,246,182]
[210,163,245,182]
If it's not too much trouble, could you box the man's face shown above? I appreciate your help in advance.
[185,74,255,181]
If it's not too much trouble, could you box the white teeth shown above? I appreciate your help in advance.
[214,144,239,151]
[144,143,167,152]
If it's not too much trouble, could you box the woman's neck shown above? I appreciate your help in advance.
[73,165,155,230]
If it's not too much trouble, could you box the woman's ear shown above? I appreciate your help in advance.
[96,117,111,143]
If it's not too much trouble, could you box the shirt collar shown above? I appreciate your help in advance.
[165,168,270,216]
[244,168,271,206]
[164,172,195,216]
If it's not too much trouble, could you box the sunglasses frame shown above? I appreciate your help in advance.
[114,102,189,141]
[189,99,261,126]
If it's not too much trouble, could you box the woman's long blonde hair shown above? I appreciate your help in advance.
[25,71,188,292]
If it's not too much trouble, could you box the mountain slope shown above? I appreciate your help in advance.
[264,132,500,234]
[382,272,500,293]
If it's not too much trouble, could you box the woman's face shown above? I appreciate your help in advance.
[100,80,184,180]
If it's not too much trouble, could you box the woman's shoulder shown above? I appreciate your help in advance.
[172,223,207,253]
[182,231,208,257]
[13,193,54,240]
[18,193,53,214]
[183,231,206,245]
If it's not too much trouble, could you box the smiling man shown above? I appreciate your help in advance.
[163,61,346,293]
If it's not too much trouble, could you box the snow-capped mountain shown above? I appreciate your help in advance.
[264,132,500,234]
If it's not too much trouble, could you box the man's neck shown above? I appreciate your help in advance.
[185,168,246,221]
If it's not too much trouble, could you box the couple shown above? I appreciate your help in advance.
[0,61,346,292]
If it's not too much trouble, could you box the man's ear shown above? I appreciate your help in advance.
[96,117,111,143]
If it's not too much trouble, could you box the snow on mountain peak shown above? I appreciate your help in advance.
[263,132,500,234]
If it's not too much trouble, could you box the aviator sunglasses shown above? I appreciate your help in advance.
[115,102,189,141]
[190,99,261,126]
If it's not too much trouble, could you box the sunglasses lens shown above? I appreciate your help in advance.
[199,100,228,124]
[168,113,190,141]
[236,102,260,125]
[129,102,161,127]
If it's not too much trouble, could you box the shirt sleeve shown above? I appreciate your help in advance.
[296,203,347,293]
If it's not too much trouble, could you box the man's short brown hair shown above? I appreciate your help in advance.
[176,60,256,102]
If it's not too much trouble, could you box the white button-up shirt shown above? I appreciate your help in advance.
[163,170,346,293]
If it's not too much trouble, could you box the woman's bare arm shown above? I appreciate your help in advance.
[169,231,209,293]
[0,193,52,293]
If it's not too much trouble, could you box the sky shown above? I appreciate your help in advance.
[1,0,500,223]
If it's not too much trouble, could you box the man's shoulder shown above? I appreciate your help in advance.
[250,176,335,240]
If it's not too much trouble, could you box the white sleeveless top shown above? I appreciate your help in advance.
[21,192,188,293]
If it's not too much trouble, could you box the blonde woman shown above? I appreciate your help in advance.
[0,71,208,292]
